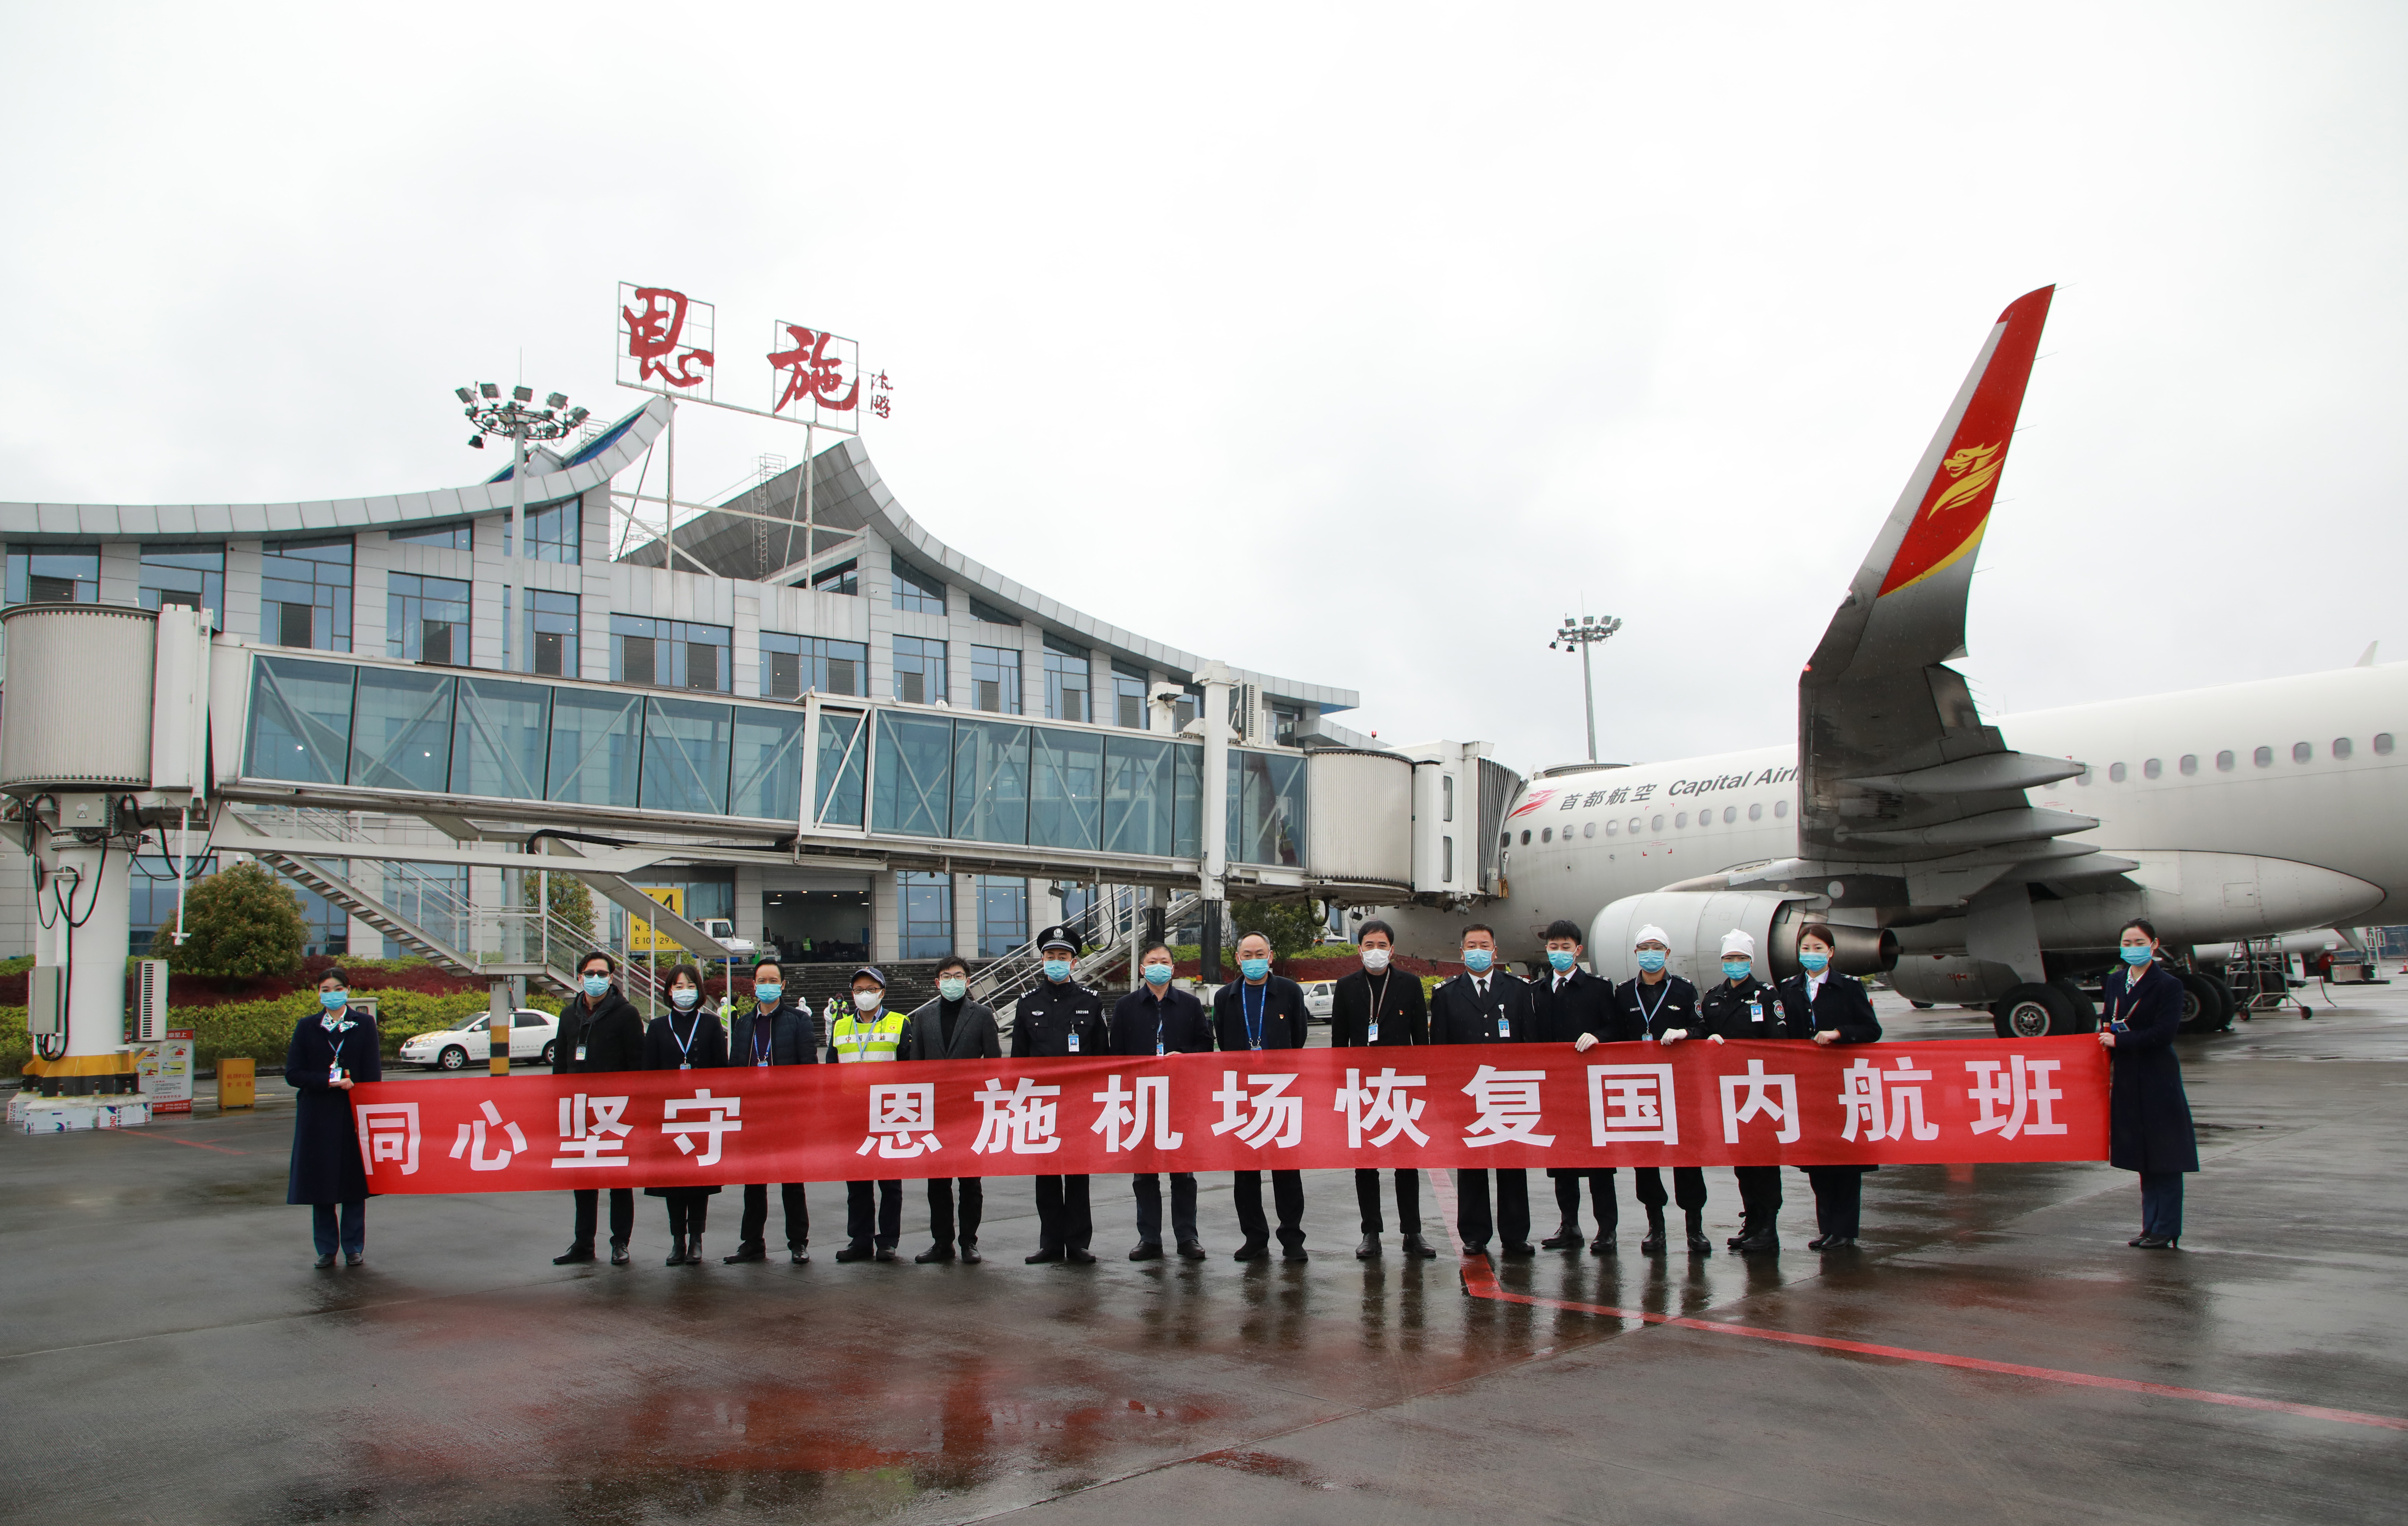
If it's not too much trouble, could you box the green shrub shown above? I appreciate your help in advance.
[157,863,307,977]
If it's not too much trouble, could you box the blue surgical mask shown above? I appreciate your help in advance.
[1722,960,1751,982]
[1799,951,1830,974]
[318,990,348,1011]
[1463,949,1494,974]
[2120,944,2154,967]
[1043,959,1071,982]
[939,976,968,1002]
[670,987,699,1010]
[1239,957,1270,981]
[582,974,610,998]
[1547,949,1577,973]
[1142,963,1173,986]
[754,983,782,1006]
[1635,949,1667,973]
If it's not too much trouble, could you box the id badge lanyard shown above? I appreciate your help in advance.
[670,1013,701,1070]
[1243,983,1267,1050]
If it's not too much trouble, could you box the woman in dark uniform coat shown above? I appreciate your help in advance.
[645,964,728,1265]
[1776,925,1883,1251]
[2099,917,2198,1249]
[286,969,380,1268]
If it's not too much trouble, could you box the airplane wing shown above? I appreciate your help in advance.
[1795,287,2113,904]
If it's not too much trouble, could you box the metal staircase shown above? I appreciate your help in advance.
[972,887,1201,1018]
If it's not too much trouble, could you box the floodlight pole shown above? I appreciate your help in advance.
[1551,614,1623,763]
[507,418,528,672]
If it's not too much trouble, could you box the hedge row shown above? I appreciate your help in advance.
[3,989,567,1075]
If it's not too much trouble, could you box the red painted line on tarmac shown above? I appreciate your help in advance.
[1457,1257,2408,1433]
[98,1128,245,1155]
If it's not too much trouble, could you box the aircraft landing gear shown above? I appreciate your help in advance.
[1992,982,2087,1038]
[2175,968,2236,1034]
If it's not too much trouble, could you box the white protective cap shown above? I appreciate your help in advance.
[1719,928,1756,958]
[1633,924,1671,948]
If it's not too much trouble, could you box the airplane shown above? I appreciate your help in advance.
[1371,286,2406,1038]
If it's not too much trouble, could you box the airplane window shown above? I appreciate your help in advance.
[1520,830,1531,845]
[1650,814,1664,831]
[2253,746,2272,768]
[2179,754,2197,775]
[1675,811,1688,828]
[1723,805,1737,823]
[1583,821,1596,839]
[1749,802,1763,821]
[2216,751,2235,772]
[2143,758,2161,779]
[1606,819,1620,836]
[2376,733,2395,756]
[2074,766,2091,786]
[1540,827,1553,843]
[1629,817,1642,833]
[1774,800,1789,818]
[2334,737,2353,760]
[1499,833,1511,850]
[2293,741,2312,763]
[2108,762,2127,783]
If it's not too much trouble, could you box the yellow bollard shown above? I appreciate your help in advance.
[217,1057,256,1111]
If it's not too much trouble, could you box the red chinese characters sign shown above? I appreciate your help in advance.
[349,1039,2105,1195]
[766,320,859,426]
[617,283,717,399]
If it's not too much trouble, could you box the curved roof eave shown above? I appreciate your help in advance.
[0,396,672,540]
[815,437,1358,714]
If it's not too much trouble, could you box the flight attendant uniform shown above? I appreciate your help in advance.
[1429,968,1538,1256]
[1613,971,1710,1252]
[643,1004,729,1264]
[1775,968,1883,1248]
[2103,960,2198,1246]
[285,1006,379,1266]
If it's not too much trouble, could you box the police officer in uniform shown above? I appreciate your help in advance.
[1013,926,1110,1264]
[1696,929,1790,1254]
[1602,924,1711,1256]
[1109,941,1214,1261]
[830,965,908,1262]
[1530,919,1628,1254]
[1329,919,1434,1258]
[1212,930,1314,1261]
[1429,923,1538,1258]
[724,955,818,1264]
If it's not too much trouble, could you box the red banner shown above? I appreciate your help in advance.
[347,1039,2104,1195]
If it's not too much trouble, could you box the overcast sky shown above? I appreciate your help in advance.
[3,4,2401,777]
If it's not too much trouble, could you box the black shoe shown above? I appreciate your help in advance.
[787,1245,807,1264]
[875,1245,900,1262]
[1231,1240,1270,1262]
[1807,1234,1831,1251]
[1282,1246,1309,1264]
[2130,1234,2175,1250]
[1025,1246,1065,1264]
[1689,1233,1718,1256]
[1356,1234,1380,1260]
[665,1237,688,1267]
[1400,1233,1438,1258]
[723,1243,768,1264]
[1177,1239,1207,1261]
[611,1242,631,1266]
[835,1241,877,1263]
[1639,1228,1666,1255]
[917,1244,957,1264]
[1067,1247,1098,1264]
[1687,1215,1714,1255]
[1734,1230,1776,1255]
[1502,1242,1535,1258]
[1540,1225,1583,1250]
[1129,1241,1164,1261]
[1727,1220,1750,1250]
[313,1253,336,1269]
[1590,1236,1616,1256]
[685,1238,704,1264]
[1819,1236,1857,1249]
[345,1252,363,1268]
[960,1241,982,1264]
[553,1245,597,1265]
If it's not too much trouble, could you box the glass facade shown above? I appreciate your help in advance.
[891,559,945,614]
[761,632,867,699]
[389,521,473,550]
[1043,635,1089,723]
[261,537,353,652]
[897,871,954,958]
[387,571,470,665]
[639,696,732,815]
[1111,661,1148,729]
[612,614,731,692]
[951,718,1031,844]
[494,496,581,563]
[524,589,579,678]
[893,636,946,705]
[1228,749,1307,867]
[970,644,1022,714]
[6,545,100,605]
[967,596,1019,626]
[815,712,866,827]
[811,559,859,597]
[977,876,1028,957]
[139,545,225,628]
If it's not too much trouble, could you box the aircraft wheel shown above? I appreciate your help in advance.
[2174,969,2229,1034]
[1992,983,2076,1038]
[1909,1000,1936,1010]
[2050,977,2099,1033]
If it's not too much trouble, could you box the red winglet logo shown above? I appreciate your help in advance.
[1875,286,2054,598]
[1506,789,1558,820]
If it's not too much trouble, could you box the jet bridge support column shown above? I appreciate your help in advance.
[1197,661,1234,983]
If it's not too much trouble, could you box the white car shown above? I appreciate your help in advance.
[697,917,757,957]
[398,1009,561,1071]
[1300,980,1336,1022]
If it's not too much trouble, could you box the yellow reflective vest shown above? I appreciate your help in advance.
[831,1007,907,1063]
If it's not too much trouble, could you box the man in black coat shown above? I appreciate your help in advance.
[1528,919,1628,1254]
[1696,929,1796,1254]
[1012,927,1111,1264]
[553,951,647,1266]
[1211,931,1314,1262]
[723,955,819,1265]
[1428,923,1538,1258]
[1109,941,1215,1262]
[1605,923,1709,1255]
[1328,919,1435,1259]
[901,952,1004,1264]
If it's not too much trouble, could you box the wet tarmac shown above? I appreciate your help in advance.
[3,988,2405,1524]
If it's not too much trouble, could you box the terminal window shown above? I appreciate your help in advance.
[971,644,1023,714]
[387,572,471,665]
[4,545,100,605]
[977,875,1028,957]
[1044,635,1089,723]
[612,614,731,692]
[892,559,945,614]
[898,871,954,958]
[1112,661,1147,729]
[811,559,859,597]
[894,636,946,705]
[969,596,1020,625]
[504,588,580,678]
[494,497,582,564]
[1270,702,1302,747]
[760,632,869,699]
[389,521,474,550]
[261,537,353,652]
[138,545,225,629]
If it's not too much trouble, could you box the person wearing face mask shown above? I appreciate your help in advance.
[1698,929,1795,1254]
[723,956,818,1266]
[286,970,379,1268]
[1430,924,1540,1258]
[644,964,729,1266]
[1109,941,1215,1261]
[1329,920,1434,1259]
[2097,918,2197,1250]
[554,951,647,1266]
[1212,930,1314,1262]
[901,952,1003,1264]
[1774,924,1884,1251]
[1528,920,1629,1255]
[1595,926,1710,1255]
[1013,927,1111,1264]
[830,965,909,1262]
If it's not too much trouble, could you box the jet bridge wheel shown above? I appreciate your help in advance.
[1992,982,2080,1038]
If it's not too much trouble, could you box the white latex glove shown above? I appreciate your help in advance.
[1573,1034,1597,1053]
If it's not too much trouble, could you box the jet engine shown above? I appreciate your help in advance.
[1587,892,1897,986]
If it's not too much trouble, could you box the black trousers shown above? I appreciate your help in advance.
[738,1183,809,1250]
[1804,1166,1867,1238]
[1354,1168,1422,1234]
[1454,1168,1530,1250]
[1234,1170,1306,1251]
[1034,1175,1092,1251]
[662,1187,712,1238]
[572,1187,635,1250]
[928,1178,983,1247]
[847,1180,902,1247]
[1550,1168,1617,1235]
[1132,1173,1197,1245]
[1734,1165,1784,1230]
[1633,1166,1708,1213]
